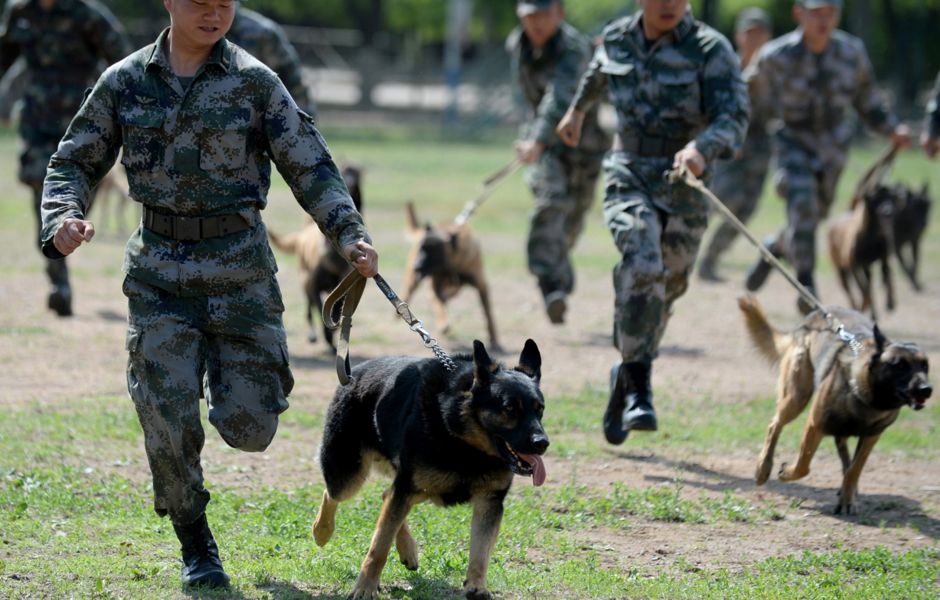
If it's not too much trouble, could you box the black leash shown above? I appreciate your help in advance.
[322,254,457,385]
[667,166,864,356]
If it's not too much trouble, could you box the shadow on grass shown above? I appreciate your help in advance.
[252,576,467,600]
[621,453,940,539]
[253,579,341,599]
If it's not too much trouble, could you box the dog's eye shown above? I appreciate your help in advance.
[502,400,516,415]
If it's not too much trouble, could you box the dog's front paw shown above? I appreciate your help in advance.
[348,578,379,600]
[312,517,334,547]
[396,536,419,571]
[834,499,855,516]
[463,585,493,600]
[778,462,807,481]
[755,458,773,486]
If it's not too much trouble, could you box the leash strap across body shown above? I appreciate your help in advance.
[453,158,523,226]
[667,166,864,356]
[323,262,458,385]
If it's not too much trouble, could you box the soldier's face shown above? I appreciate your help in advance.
[794,6,840,44]
[735,26,771,57]
[519,4,564,49]
[164,0,236,49]
[639,0,689,38]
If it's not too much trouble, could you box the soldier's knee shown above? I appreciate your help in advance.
[211,405,279,452]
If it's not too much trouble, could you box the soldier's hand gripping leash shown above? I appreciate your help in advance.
[666,166,864,356]
[323,250,457,384]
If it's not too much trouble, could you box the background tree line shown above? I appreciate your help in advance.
[107,0,940,117]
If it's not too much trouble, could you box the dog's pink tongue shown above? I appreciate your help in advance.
[518,454,546,487]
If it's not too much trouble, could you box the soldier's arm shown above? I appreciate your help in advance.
[744,48,777,126]
[41,70,122,258]
[692,38,750,164]
[850,42,897,136]
[0,2,22,76]
[85,1,134,64]
[570,45,609,114]
[262,80,369,253]
[530,38,587,145]
[264,25,315,118]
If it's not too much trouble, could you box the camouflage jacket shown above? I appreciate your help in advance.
[927,70,940,139]
[0,0,130,138]
[40,29,367,297]
[748,29,896,156]
[227,7,315,117]
[507,21,608,155]
[571,11,748,163]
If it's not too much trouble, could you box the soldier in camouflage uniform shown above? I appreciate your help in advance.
[557,0,748,445]
[509,0,608,324]
[697,8,773,282]
[40,0,377,588]
[0,0,130,316]
[227,3,316,117]
[923,70,940,159]
[744,0,909,312]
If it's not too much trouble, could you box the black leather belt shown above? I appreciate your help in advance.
[614,133,688,158]
[142,206,251,241]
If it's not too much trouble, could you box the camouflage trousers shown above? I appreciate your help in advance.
[767,145,843,276]
[699,137,771,266]
[525,148,602,298]
[29,184,69,289]
[603,153,708,363]
[123,274,293,524]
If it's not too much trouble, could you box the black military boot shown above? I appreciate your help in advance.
[603,363,629,445]
[744,237,781,292]
[172,513,230,589]
[46,259,72,317]
[796,272,818,316]
[623,361,657,432]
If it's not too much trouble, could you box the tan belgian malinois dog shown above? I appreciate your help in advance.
[739,296,931,514]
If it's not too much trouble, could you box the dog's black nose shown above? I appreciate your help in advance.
[530,433,549,454]
[919,384,933,400]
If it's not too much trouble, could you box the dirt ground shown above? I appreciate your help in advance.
[1,180,938,577]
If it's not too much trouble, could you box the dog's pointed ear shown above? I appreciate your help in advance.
[516,339,541,381]
[473,339,494,384]
[873,325,888,355]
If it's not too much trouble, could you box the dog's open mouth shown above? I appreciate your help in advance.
[503,442,546,487]
[907,389,931,411]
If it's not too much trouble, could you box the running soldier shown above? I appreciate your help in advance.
[227,4,316,116]
[40,0,377,588]
[697,7,773,282]
[0,0,131,316]
[557,0,748,444]
[744,0,909,312]
[923,70,939,159]
[509,0,608,323]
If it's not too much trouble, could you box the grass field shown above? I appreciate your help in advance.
[1,121,938,599]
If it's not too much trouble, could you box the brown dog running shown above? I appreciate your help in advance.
[739,296,931,515]
[402,201,500,352]
[268,165,363,349]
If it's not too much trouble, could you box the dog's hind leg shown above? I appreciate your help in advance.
[351,486,416,599]
[834,437,851,475]
[395,518,419,571]
[756,347,813,485]
[463,491,506,600]
[836,434,881,515]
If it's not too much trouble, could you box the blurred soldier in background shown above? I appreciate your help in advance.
[743,0,909,313]
[508,0,608,324]
[697,7,773,283]
[228,3,315,116]
[0,0,131,316]
[557,0,748,445]
[923,70,939,159]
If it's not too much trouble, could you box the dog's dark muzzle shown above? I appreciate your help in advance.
[909,384,932,410]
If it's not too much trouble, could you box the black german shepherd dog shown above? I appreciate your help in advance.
[313,339,548,600]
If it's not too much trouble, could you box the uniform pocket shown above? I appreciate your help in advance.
[199,108,251,171]
[120,107,165,170]
[658,70,701,118]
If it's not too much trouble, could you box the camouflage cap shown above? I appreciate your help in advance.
[517,0,557,17]
[735,8,771,32]
[797,0,842,8]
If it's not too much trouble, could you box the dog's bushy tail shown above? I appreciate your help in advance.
[405,201,420,233]
[267,228,301,255]
[738,295,791,363]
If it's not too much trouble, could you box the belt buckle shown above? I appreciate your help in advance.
[175,216,201,241]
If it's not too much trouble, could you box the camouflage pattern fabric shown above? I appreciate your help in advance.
[124,274,292,524]
[571,11,748,363]
[0,0,131,185]
[227,7,315,117]
[927,70,940,140]
[747,29,897,275]
[507,21,607,297]
[40,30,368,523]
